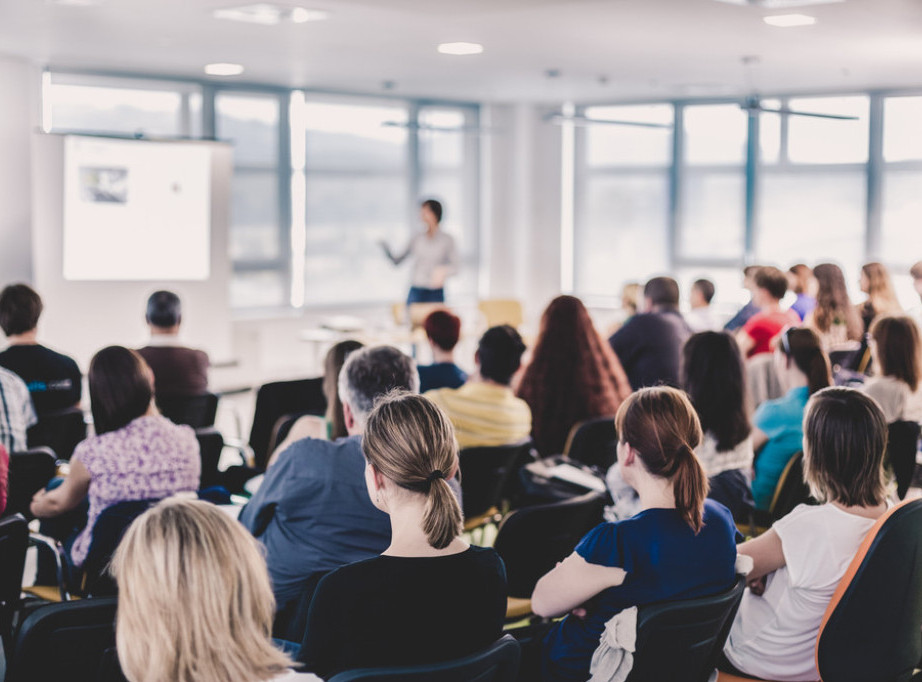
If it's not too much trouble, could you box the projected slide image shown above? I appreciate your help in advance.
[79,166,128,203]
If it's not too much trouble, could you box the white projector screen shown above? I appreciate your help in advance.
[63,136,211,281]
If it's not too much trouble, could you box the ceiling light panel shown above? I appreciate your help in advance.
[763,13,817,26]
[213,4,328,26]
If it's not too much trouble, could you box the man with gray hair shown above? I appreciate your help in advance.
[240,345,419,615]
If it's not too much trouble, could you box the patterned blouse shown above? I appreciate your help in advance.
[70,415,201,566]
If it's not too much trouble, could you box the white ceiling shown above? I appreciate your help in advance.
[1,0,921,103]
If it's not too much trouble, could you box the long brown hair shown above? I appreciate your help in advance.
[861,262,902,318]
[870,315,922,392]
[813,263,862,341]
[323,340,364,439]
[517,296,626,456]
[615,387,708,532]
[362,391,462,549]
[779,327,832,395]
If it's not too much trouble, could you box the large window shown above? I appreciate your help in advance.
[881,96,922,269]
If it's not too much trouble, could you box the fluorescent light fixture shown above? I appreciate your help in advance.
[763,13,817,26]
[437,42,484,56]
[715,0,840,7]
[213,3,328,25]
[204,62,245,76]
[290,7,328,23]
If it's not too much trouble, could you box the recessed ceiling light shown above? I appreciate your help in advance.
[205,63,245,76]
[763,13,817,26]
[213,4,328,26]
[437,42,484,56]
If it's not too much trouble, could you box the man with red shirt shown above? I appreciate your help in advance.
[737,266,800,358]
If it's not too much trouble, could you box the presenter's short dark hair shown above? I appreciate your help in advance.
[644,277,680,307]
[146,291,182,328]
[0,284,43,336]
[693,279,715,304]
[477,325,526,386]
[421,199,443,223]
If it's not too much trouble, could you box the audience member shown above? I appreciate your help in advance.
[0,445,8,516]
[112,498,319,682]
[240,346,417,612]
[137,290,210,398]
[426,325,531,448]
[534,387,739,682]
[750,328,831,510]
[910,261,922,328]
[686,278,721,332]
[609,277,693,390]
[862,315,922,423]
[722,388,889,682]
[517,296,630,457]
[268,340,364,465]
[736,266,800,358]
[857,262,902,334]
[805,263,863,351]
[417,309,467,393]
[30,346,200,567]
[724,266,761,332]
[0,365,35,454]
[682,332,754,519]
[0,283,82,414]
[787,264,817,321]
[298,392,506,678]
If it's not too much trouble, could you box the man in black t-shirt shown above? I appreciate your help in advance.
[0,284,82,415]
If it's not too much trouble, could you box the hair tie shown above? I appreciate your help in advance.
[426,470,445,483]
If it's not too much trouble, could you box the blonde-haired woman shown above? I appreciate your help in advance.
[297,391,506,679]
[858,262,903,334]
[111,498,319,682]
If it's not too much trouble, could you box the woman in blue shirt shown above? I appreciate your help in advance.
[533,386,739,681]
[750,327,831,509]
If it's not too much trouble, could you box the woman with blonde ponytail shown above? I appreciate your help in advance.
[533,387,740,682]
[297,391,506,679]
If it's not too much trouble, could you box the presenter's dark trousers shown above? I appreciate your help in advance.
[407,287,444,305]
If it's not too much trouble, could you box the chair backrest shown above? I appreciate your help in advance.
[156,391,219,429]
[6,596,118,682]
[459,442,532,519]
[478,299,524,329]
[627,576,747,682]
[195,427,224,490]
[769,451,811,521]
[816,499,922,682]
[82,499,160,596]
[0,514,28,642]
[887,420,921,500]
[564,416,618,470]
[26,406,87,460]
[327,634,521,682]
[249,378,326,470]
[5,447,57,518]
[493,491,606,598]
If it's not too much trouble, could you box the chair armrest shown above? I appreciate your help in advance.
[28,533,71,601]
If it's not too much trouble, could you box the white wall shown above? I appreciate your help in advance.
[0,55,38,283]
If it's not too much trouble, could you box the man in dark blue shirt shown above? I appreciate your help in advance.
[240,345,419,611]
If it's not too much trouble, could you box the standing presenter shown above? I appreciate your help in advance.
[380,199,458,305]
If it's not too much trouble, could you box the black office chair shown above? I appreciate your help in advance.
[5,447,57,518]
[0,513,28,649]
[887,420,921,500]
[748,451,813,535]
[459,441,532,529]
[272,569,331,644]
[195,427,224,490]
[327,634,521,682]
[27,406,87,460]
[249,378,326,470]
[564,416,618,470]
[5,596,118,682]
[157,391,219,429]
[627,576,747,682]
[493,491,606,619]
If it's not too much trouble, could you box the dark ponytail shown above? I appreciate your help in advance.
[615,387,708,533]
[781,328,832,396]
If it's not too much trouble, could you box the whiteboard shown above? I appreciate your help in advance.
[63,136,211,281]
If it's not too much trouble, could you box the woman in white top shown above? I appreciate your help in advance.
[111,498,319,682]
[721,387,889,682]
[380,198,458,305]
[862,315,922,423]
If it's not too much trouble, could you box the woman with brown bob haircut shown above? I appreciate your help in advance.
[534,387,739,681]
[517,295,631,457]
[297,391,506,678]
[863,315,922,423]
[722,387,888,681]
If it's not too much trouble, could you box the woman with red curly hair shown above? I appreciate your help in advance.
[517,296,631,457]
